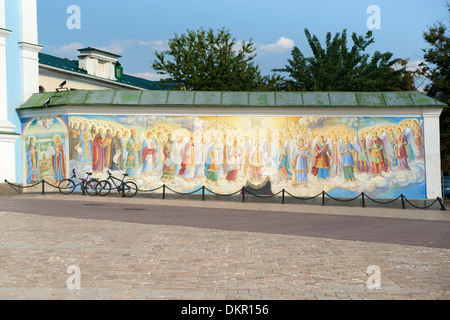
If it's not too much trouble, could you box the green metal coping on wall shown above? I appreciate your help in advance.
[0,131,21,136]
[18,90,447,110]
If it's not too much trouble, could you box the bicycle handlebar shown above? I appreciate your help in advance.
[107,170,128,178]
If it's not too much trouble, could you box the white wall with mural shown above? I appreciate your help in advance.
[21,114,427,199]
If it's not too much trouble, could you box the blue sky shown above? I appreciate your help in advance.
[37,0,448,81]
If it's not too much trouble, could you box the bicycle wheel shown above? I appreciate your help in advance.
[58,179,75,195]
[96,180,112,196]
[122,181,138,198]
[85,180,98,196]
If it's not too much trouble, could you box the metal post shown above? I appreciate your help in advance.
[282,189,285,204]
[242,187,245,202]
[162,184,166,199]
[41,180,45,195]
[202,186,205,201]
[401,194,406,209]
[437,197,446,211]
[361,192,366,207]
[321,191,325,206]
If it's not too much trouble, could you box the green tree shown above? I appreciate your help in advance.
[421,4,450,171]
[152,27,278,91]
[273,28,412,91]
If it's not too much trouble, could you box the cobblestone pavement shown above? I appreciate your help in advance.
[0,194,449,300]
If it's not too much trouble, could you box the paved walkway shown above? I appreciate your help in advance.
[0,194,449,300]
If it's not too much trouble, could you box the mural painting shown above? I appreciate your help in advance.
[56,115,426,199]
[22,116,69,185]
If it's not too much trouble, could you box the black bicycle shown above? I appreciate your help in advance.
[58,169,99,196]
[95,170,138,197]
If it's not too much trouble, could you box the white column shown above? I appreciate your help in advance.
[0,0,10,123]
[19,0,42,102]
[423,108,444,199]
[0,0,19,183]
[0,28,12,125]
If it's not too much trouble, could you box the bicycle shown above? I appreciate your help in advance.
[58,169,99,196]
[95,170,138,198]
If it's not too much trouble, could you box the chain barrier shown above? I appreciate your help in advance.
[323,191,362,202]
[364,193,402,205]
[204,186,242,197]
[4,179,447,211]
[165,185,203,195]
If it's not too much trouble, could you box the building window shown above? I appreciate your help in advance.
[98,61,106,73]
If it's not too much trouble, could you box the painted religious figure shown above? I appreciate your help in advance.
[161,134,175,181]
[313,135,331,180]
[111,130,123,171]
[249,138,264,181]
[226,138,242,183]
[293,137,309,185]
[180,135,195,181]
[26,136,40,184]
[340,136,356,182]
[394,128,411,171]
[78,123,93,164]
[274,139,292,184]
[367,130,388,177]
[92,128,107,173]
[142,131,156,175]
[125,128,142,177]
[52,135,66,182]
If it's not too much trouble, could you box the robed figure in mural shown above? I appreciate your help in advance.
[125,128,142,178]
[111,130,123,171]
[394,128,411,171]
[340,136,357,182]
[204,139,221,184]
[356,132,369,174]
[366,130,388,177]
[312,135,331,180]
[52,135,66,182]
[26,136,40,184]
[179,135,195,181]
[142,131,156,175]
[413,122,424,160]
[274,139,292,184]
[225,138,243,183]
[161,134,175,181]
[248,138,265,181]
[205,148,220,185]
[78,124,93,164]
[69,128,80,160]
[104,128,114,169]
[92,128,107,173]
[292,137,309,185]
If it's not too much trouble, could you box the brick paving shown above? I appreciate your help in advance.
[0,194,449,300]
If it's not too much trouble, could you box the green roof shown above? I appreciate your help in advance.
[19,90,447,110]
[38,53,177,91]
[39,53,87,75]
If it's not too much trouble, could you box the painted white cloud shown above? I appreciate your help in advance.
[257,37,295,53]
